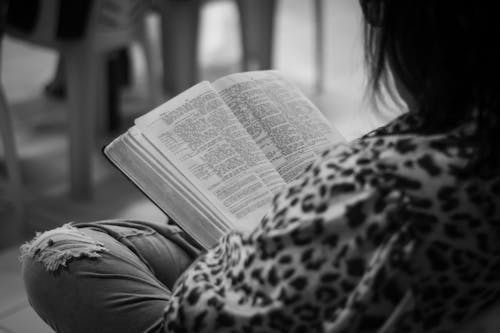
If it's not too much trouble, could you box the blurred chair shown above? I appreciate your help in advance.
[0,63,24,226]
[0,0,24,225]
[3,0,154,200]
[156,0,325,95]
[156,0,277,95]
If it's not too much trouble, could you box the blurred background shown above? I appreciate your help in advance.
[0,0,396,331]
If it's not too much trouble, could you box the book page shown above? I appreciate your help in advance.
[213,71,345,183]
[135,82,285,233]
[105,129,227,248]
[125,127,230,233]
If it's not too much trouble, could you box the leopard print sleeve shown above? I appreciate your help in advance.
[164,116,500,333]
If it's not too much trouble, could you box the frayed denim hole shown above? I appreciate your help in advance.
[20,223,109,272]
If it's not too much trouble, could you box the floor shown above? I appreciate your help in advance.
[0,1,395,332]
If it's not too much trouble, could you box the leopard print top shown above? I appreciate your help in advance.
[164,113,500,333]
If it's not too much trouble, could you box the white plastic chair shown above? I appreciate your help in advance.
[3,0,155,200]
[156,0,325,95]
[156,0,277,95]
[0,80,24,224]
[1,1,24,225]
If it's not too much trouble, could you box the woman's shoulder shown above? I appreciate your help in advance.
[315,113,479,197]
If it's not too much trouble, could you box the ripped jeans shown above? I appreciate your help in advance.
[20,219,201,333]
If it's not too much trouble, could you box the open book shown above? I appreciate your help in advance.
[104,71,345,249]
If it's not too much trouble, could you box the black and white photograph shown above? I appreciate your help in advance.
[1,0,499,332]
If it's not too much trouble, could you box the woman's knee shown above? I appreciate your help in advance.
[20,223,110,303]
[20,224,110,331]
[20,223,109,273]
[20,223,172,333]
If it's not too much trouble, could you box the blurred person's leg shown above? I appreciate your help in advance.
[45,49,131,133]
[21,219,200,333]
[236,0,277,71]
[107,48,133,131]
[44,56,66,99]
[45,49,131,102]
[159,0,200,95]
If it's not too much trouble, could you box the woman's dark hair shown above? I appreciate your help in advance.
[360,0,500,164]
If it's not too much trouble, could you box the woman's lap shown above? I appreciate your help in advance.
[20,219,200,333]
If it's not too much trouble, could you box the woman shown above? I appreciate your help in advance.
[21,0,500,332]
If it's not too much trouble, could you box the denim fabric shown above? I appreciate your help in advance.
[21,219,201,333]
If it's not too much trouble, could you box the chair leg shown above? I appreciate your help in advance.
[236,0,277,71]
[64,46,100,200]
[95,53,109,136]
[107,50,122,132]
[314,0,325,94]
[0,86,24,224]
[159,0,200,95]
[138,16,161,108]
